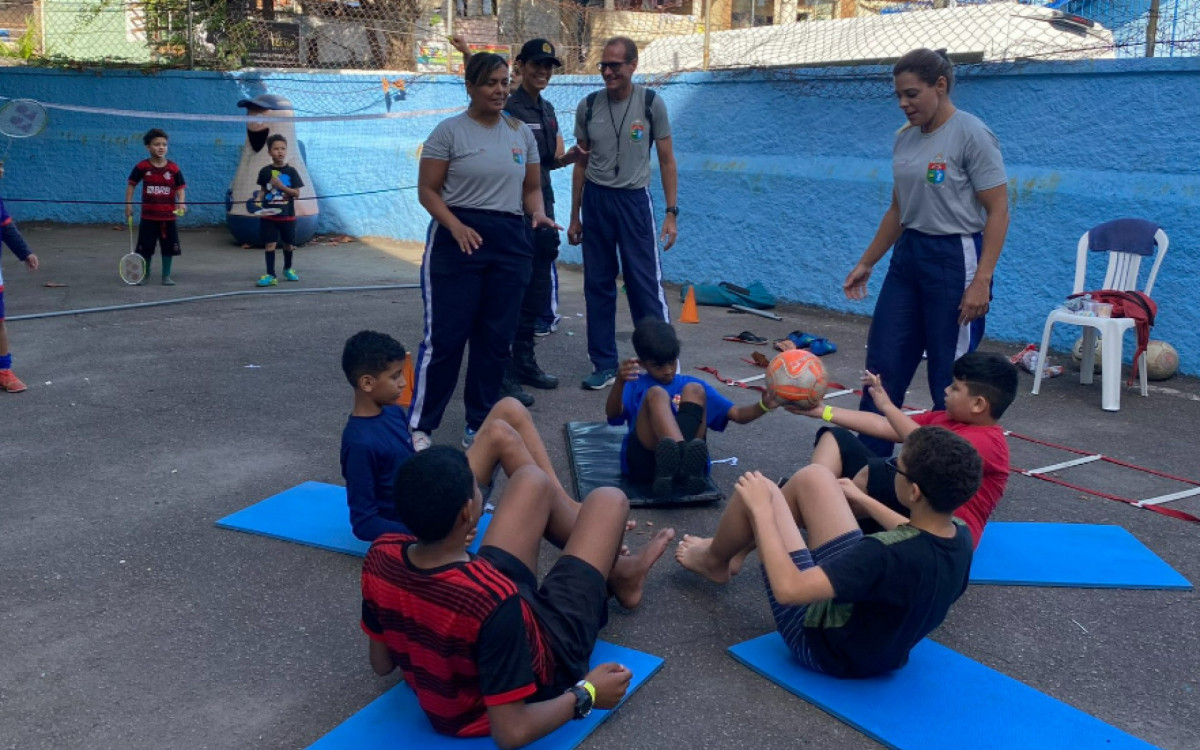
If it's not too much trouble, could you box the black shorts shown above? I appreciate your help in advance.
[626,401,705,483]
[136,219,181,258]
[816,426,908,532]
[261,218,296,248]
[478,545,608,691]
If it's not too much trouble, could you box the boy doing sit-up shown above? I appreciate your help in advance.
[341,330,586,542]
[607,319,774,498]
[677,426,981,677]
[361,447,675,748]
[794,350,1016,547]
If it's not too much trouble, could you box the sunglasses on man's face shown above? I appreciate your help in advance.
[596,61,630,72]
[885,456,912,481]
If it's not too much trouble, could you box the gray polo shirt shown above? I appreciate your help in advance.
[422,112,540,215]
[893,110,1006,236]
[574,85,671,190]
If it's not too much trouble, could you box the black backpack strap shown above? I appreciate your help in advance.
[584,91,599,141]
[644,89,656,143]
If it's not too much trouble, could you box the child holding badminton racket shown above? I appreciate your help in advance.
[124,128,187,286]
[0,163,39,393]
[252,134,304,287]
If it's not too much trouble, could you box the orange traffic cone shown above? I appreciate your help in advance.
[680,285,700,324]
[397,354,416,408]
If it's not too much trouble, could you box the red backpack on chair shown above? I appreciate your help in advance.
[1068,290,1158,382]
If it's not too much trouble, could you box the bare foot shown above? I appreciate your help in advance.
[610,527,676,610]
[728,544,753,578]
[674,534,733,584]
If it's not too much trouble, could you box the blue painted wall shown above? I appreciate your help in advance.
[1,60,1197,374]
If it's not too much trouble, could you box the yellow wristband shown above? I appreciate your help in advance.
[758,398,770,413]
[581,681,596,703]
[822,405,834,422]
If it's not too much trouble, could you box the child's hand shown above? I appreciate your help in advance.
[24,254,38,272]
[124,205,133,221]
[838,478,870,508]
[779,398,825,418]
[861,370,894,410]
[617,358,641,382]
[585,662,632,710]
[734,471,777,515]
[174,204,187,217]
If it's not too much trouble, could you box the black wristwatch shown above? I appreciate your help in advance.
[665,206,680,216]
[566,680,594,720]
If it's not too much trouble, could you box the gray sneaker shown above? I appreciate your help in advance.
[581,368,617,390]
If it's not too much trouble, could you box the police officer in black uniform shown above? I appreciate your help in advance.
[498,39,587,405]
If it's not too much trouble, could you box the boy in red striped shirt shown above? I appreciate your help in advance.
[361,447,674,748]
[124,128,186,286]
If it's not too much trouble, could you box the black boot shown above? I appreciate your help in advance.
[513,342,559,390]
[500,365,535,407]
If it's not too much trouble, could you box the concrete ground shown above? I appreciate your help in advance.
[2,225,1198,750]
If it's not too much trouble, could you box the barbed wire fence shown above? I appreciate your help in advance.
[2,0,1198,80]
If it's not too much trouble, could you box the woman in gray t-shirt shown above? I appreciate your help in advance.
[843,48,1010,456]
[409,53,559,449]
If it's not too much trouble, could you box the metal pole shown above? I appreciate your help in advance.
[1146,0,1160,57]
[446,0,455,73]
[703,0,712,70]
[186,0,195,69]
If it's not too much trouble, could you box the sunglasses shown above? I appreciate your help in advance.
[596,61,631,72]
[884,456,912,481]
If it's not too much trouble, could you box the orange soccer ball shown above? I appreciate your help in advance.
[766,349,828,409]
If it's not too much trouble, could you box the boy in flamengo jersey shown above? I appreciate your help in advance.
[253,134,304,287]
[0,163,40,393]
[125,128,186,286]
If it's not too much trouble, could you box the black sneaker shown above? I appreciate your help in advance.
[678,438,711,495]
[513,353,559,390]
[500,376,534,407]
[652,438,682,498]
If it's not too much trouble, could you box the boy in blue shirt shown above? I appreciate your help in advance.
[606,319,774,498]
[341,330,579,541]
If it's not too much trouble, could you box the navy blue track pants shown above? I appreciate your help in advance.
[859,228,986,457]
[410,208,533,433]
[581,181,670,371]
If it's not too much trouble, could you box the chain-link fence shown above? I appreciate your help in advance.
[2,0,1197,72]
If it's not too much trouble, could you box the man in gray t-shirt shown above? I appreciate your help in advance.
[568,36,680,390]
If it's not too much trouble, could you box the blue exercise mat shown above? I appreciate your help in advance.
[971,522,1190,589]
[216,481,491,556]
[309,640,663,750]
[729,633,1157,750]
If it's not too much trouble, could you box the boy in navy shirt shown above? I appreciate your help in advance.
[606,319,775,498]
[677,426,981,677]
[253,134,304,287]
[341,330,583,541]
[0,163,39,393]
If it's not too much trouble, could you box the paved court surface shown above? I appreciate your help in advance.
[2,225,1198,749]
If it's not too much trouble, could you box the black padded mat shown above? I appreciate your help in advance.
[565,421,724,507]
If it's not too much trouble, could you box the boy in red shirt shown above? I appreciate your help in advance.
[794,350,1016,547]
[361,447,674,748]
[125,128,186,286]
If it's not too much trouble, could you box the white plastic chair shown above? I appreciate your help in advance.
[1031,219,1168,412]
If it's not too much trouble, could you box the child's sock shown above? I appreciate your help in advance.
[0,353,12,370]
[283,250,294,270]
[162,256,174,277]
[265,251,276,276]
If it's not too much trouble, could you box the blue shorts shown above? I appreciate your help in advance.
[762,529,863,671]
